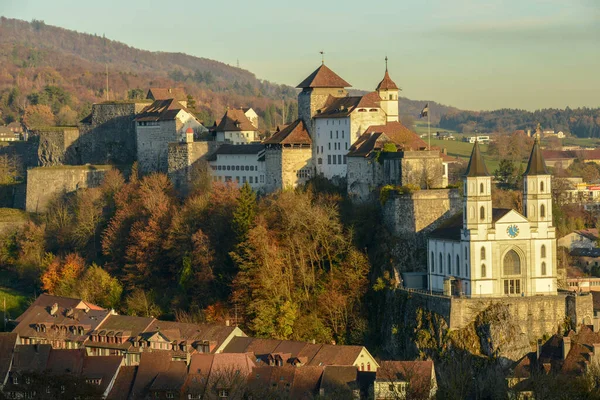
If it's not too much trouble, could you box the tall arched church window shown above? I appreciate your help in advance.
[447,254,451,275]
[481,247,486,260]
[456,255,460,276]
[431,252,434,272]
[540,204,546,219]
[541,245,546,258]
[541,262,547,276]
[540,181,544,192]
[503,250,521,275]
[480,183,484,194]
[439,253,443,273]
[481,264,486,278]
[480,206,485,220]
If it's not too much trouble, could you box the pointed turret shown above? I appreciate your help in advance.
[377,57,400,122]
[465,141,489,177]
[376,69,399,91]
[296,64,351,89]
[524,138,549,176]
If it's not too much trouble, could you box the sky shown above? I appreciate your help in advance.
[2,0,599,111]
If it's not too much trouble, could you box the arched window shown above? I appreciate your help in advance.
[466,263,469,276]
[431,252,434,272]
[480,206,485,220]
[439,253,443,273]
[541,262,547,276]
[456,255,460,276]
[540,181,544,192]
[447,254,451,275]
[481,264,486,278]
[361,363,364,371]
[481,247,486,260]
[540,204,546,219]
[367,362,371,371]
[464,246,468,259]
[480,183,484,194]
[541,245,546,258]
[503,250,521,275]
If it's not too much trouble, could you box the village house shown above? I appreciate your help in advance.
[0,126,19,141]
[213,108,260,144]
[146,87,188,108]
[373,361,437,400]
[558,229,599,251]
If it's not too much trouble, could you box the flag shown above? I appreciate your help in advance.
[419,103,429,118]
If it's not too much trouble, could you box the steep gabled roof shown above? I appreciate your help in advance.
[16,293,103,323]
[107,366,137,400]
[313,96,362,118]
[524,138,550,176]
[264,119,311,145]
[149,361,188,392]
[296,64,351,89]
[376,70,399,91]
[82,355,123,395]
[146,88,187,102]
[215,109,257,132]
[464,141,489,177]
[130,352,172,399]
[135,98,195,122]
[0,333,18,385]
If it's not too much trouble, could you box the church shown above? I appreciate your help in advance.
[427,139,556,298]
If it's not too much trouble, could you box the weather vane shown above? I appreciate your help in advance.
[385,55,388,71]
[320,50,324,65]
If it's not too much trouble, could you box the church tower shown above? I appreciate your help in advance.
[463,141,492,237]
[296,62,350,137]
[523,138,552,227]
[376,57,399,123]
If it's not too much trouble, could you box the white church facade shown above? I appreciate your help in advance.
[427,139,556,298]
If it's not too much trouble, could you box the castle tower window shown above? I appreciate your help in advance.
[481,247,486,260]
[481,264,486,278]
[480,206,485,220]
[480,183,484,194]
[318,158,323,165]
[540,204,546,219]
[541,245,546,258]
[541,262,547,276]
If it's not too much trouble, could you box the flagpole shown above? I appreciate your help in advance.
[428,105,431,151]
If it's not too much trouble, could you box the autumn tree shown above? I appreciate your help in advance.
[23,104,55,128]
[76,264,123,309]
[232,182,256,243]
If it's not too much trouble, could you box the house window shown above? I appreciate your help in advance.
[480,206,485,220]
[542,262,547,276]
[336,131,339,139]
[367,362,371,371]
[541,245,546,258]
[343,156,347,164]
[481,247,486,260]
[481,264,486,278]
[249,176,253,184]
[540,204,546,219]
[503,250,521,275]
[327,155,331,165]
[318,158,323,165]
[329,143,331,150]
[360,363,364,371]
[338,155,342,164]
[333,156,337,165]
[330,131,333,139]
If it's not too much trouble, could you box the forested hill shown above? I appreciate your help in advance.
[0,17,297,128]
[439,108,600,138]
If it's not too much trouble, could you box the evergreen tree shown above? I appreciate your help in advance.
[232,182,256,243]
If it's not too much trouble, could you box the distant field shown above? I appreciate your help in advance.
[0,286,30,331]
[561,137,600,148]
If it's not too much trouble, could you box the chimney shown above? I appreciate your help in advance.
[168,88,172,94]
[50,303,59,316]
[66,308,74,318]
[563,337,571,360]
[185,127,194,143]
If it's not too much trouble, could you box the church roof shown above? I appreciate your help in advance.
[264,119,311,145]
[376,70,399,91]
[524,139,550,176]
[429,208,512,240]
[464,141,489,177]
[296,64,351,89]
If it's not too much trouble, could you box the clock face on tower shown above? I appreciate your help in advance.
[507,224,520,238]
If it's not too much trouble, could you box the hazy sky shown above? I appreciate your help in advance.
[2,0,599,111]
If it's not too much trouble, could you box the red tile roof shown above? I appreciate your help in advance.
[82,355,123,395]
[215,109,257,132]
[146,88,187,102]
[348,121,427,157]
[16,294,103,323]
[130,352,172,399]
[0,333,18,384]
[149,361,187,392]
[264,119,311,145]
[107,365,137,400]
[376,70,399,91]
[296,64,351,88]
[135,99,194,122]
[11,344,52,372]
[46,349,85,375]
[377,361,434,394]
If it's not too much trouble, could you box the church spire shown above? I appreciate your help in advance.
[524,137,549,176]
[465,141,489,177]
[376,57,399,91]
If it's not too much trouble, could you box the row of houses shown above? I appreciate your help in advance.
[2,294,438,399]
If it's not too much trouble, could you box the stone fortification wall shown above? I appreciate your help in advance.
[347,157,381,202]
[78,102,147,165]
[26,165,112,213]
[34,127,80,166]
[137,120,178,174]
[264,146,312,193]
[383,189,461,237]
[168,141,222,191]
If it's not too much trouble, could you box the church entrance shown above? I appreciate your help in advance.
[502,249,523,296]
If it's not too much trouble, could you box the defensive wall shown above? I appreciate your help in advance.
[264,146,312,193]
[399,288,593,339]
[167,141,222,192]
[26,165,113,213]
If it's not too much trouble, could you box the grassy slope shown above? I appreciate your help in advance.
[0,286,30,331]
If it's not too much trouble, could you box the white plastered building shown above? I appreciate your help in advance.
[427,140,556,297]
